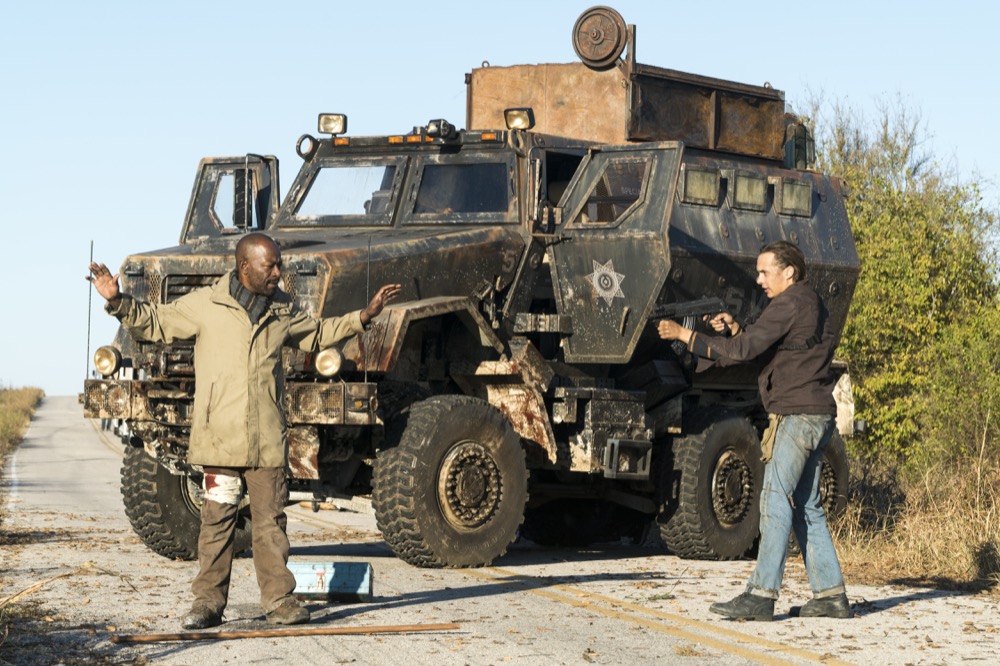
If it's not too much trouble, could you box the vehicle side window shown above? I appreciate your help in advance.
[212,170,264,231]
[413,163,508,215]
[185,164,269,241]
[576,159,648,226]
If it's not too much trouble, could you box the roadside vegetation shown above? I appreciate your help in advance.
[0,386,45,661]
[0,387,44,484]
[812,96,1000,591]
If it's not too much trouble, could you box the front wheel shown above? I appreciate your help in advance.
[121,446,252,560]
[372,395,528,568]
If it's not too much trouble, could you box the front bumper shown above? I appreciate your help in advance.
[82,379,379,426]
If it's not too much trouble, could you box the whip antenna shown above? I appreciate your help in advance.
[365,235,371,383]
[86,240,94,380]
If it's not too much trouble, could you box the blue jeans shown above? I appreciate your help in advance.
[747,414,846,599]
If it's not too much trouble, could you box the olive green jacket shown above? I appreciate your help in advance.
[107,274,364,467]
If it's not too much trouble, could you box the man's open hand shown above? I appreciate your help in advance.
[87,262,121,304]
[361,284,403,324]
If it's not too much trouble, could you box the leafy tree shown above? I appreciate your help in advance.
[814,98,1000,464]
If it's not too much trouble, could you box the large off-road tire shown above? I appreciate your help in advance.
[659,412,764,560]
[521,499,646,548]
[371,395,528,568]
[121,446,252,560]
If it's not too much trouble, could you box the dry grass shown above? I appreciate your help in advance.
[834,452,1000,593]
[0,386,44,529]
[0,387,44,457]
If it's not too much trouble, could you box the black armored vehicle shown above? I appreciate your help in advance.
[84,6,858,568]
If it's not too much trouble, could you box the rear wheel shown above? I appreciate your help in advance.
[121,446,252,560]
[372,395,528,568]
[659,412,764,560]
[788,431,850,554]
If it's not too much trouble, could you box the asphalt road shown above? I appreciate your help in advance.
[2,396,999,665]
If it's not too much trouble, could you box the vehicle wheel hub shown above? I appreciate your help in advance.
[711,450,753,526]
[438,441,501,528]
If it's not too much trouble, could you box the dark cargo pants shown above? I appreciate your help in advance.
[191,466,297,615]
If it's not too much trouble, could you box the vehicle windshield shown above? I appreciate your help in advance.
[293,163,398,221]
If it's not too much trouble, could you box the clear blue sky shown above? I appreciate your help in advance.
[2,1,996,396]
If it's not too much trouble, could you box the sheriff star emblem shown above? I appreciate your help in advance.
[588,259,625,306]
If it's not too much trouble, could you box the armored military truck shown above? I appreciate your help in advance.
[84,6,858,567]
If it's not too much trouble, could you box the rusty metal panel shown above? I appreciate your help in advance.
[484,383,557,466]
[288,426,320,480]
[468,63,629,143]
[467,61,786,160]
[341,296,505,373]
[628,66,786,160]
[715,91,786,160]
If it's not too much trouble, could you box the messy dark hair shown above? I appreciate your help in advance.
[760,240,806,282]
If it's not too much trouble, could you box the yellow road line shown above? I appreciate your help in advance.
[459,566,854,666]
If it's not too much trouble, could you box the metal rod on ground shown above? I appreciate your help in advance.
[110,622,461,644]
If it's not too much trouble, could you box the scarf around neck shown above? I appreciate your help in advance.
[229,271,271,324]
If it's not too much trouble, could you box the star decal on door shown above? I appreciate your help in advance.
[588,259,625,306]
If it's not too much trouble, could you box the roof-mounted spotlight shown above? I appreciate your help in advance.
[504,108,535,131]
[317,113,347,136]
[426,119,457,140]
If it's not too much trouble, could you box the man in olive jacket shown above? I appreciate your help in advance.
[88,233,401,630]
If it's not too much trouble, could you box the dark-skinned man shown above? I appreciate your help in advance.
[88,232,401,630]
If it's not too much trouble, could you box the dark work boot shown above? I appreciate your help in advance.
[181,605,222,630]
[709,592,774,621]
[789,592,851,618]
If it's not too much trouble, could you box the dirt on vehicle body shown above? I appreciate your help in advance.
[84,6,859,568]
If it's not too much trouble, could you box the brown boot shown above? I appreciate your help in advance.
[266,599,310,625]
[181,605,222,630]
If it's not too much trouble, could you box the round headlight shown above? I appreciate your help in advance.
[93,346,122,377]
[315,348,344,378]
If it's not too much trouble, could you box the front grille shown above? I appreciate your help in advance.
[83,380,132,419]
[162,274,221,303]
[285,382,378,425]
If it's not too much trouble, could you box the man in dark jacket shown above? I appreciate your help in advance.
[89,233,401,630]
[658,241,850,621]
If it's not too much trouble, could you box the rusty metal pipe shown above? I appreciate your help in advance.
[110,622,461,644]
